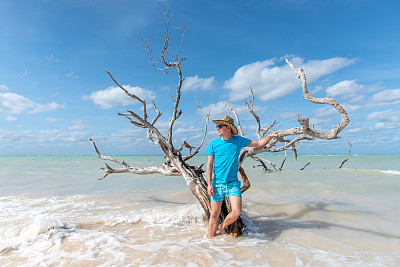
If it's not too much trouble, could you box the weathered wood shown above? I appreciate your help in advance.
[91,5,350,238]
[339,142,352,169]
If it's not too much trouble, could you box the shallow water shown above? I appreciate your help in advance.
[1,155,399,266]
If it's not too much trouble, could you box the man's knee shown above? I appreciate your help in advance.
[230,209,241,219]
[210,210,220,220]
[210,202,222,219]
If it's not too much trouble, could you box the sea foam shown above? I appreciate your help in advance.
[380,169,400,175]
[0,214,66,253]
[105,204,205,227]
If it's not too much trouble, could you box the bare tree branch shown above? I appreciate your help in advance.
[224,102,244,136]
[183,103,211,161]
[300,162,311,170]
[339,142,352,169]
[285,59,350,139]
[238,59,350,166]
[107,71,148,121]
[90,138,180,180]
[245,87,262,139]
[251,156,277,172]
[239,167,251,193]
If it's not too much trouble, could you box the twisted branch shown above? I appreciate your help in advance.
[90,138,180,180]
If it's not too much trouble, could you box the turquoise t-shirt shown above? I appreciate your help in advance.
[206,135,251,183]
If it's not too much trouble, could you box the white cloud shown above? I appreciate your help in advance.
[0,84,10,92]
[0,86,64,116]
[0,129,90,145]
[367,108,400,122]
[223,56,355,102]
[345,126,372,134]
[326,80,363,97]
[46,117,57,123]
[46,54,59,62]
[66,71,79,79]
[0,92,35,115]
[369,89,400,107]
[182,75,215,92]
[199,101,248,120]
[326,80,382,104]
[68,119,92,130]
[83,85,156,109]
[275,112,299,120]
[313,106,337,118]
[28,102,65,114]
[5,116,17,122]
[374,121,399,130]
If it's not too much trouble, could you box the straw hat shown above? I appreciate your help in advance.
[212,115,238,135]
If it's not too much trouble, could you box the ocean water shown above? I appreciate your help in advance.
[1,154,400,266]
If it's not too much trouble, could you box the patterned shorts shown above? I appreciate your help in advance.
[211,180,242,202]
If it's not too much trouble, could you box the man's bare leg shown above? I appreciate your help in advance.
[221,196,242,233]
[208,200,222,238]
[219,223,227,235]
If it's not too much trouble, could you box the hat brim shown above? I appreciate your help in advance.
[212,120,238,135]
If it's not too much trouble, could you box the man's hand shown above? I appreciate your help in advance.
[247,130,281,148]
[207,184,214,196]
[268,131,279,138]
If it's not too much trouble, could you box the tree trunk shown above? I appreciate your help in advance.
[172,156,247,237]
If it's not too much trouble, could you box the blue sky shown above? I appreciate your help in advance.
[1,0,399,155]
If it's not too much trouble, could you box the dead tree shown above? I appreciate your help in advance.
[90,6,350,237]
[339,142,352,169]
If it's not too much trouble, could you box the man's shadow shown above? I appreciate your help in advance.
[243,201,400,241]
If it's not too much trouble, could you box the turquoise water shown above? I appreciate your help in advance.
[1,155,400,266]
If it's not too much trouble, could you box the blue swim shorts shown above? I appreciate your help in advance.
[210,180,242,202]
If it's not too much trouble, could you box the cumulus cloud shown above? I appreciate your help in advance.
[182,75,215,92]
[326,80,383,104]
[83,85,156,109]
[198,101,249,120]
[0,86,64,116]
[223,56,355,102]
[369,89,400,107]
[367,108,400,122]
[326,80,363,97]
[0,92,35,115]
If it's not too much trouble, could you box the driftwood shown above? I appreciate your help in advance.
[300,162,311,170]
[251,156,276,172]
[339,142,352,169]
[90,5,350,237]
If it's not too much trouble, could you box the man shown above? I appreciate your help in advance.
[206,115,278,238]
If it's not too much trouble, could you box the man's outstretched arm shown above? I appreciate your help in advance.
[247,131,279,148]
[206,155,214,196]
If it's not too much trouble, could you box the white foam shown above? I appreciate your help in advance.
[20,214,65,242]
[380,169,400,175]
[105,204,205,226]
[0,214,67,253]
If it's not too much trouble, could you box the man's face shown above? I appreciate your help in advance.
[216,124,230,136]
